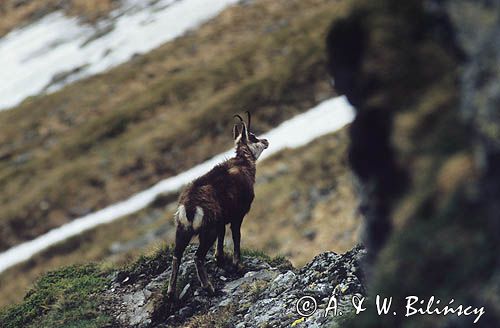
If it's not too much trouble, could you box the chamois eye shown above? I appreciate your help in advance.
[249,134,258,142]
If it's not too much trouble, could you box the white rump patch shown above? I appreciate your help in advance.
[193,206,204,230]
[175,205,203,230]
[175,205,189,227]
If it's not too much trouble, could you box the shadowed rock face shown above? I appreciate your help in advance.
[327,0,500,326]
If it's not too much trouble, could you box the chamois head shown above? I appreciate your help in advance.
[233,111,269,160]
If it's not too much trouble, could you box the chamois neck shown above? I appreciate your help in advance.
[235,145,257,164]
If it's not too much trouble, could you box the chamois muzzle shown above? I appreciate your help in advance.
[262,139,269,149]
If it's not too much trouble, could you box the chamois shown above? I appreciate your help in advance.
[166,112,269,299]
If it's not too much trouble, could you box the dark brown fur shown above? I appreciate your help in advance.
[166,113,268,300]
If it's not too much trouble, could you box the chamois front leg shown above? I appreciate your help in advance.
[231,221,243,270]
[215,223,225,267]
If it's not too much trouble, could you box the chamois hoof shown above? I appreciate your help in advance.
[216,255,225,268]
[165,292,177,313]
[236,262,245,273]
[228,260,244,274]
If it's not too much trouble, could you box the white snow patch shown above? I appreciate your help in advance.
[0,96,355,273]
[0,0,239,110]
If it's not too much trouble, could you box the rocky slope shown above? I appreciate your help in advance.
[5,0,499,326]
[0,245,366,327]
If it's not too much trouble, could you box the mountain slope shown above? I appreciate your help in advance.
[0,128,361,307]
[0,0,116,37]
[0,0,352,252]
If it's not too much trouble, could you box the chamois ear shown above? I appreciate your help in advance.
[240,122,248,142]
[233,124,240,140]
[233,114,248,142]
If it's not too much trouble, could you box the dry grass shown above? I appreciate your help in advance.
[0,0,351,251]
[0,0,358,309]
[246,128,361,265]
[184,305,235,328]
[0,129,361,307]
[0,0,117,37]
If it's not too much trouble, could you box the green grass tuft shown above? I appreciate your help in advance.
[0,264,112,328]
[241,248,293,270]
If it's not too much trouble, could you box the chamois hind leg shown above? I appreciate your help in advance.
[195,227,217,294]
[167,227,193,300]
[231,220,242,268]
[215,223,225,267]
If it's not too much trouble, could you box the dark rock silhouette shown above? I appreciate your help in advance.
[327,0,500,326]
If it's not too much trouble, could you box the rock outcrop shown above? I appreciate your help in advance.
[102,245,366,327]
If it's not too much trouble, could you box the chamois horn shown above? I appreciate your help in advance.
[233,114,244,123]
[245,111,251,130]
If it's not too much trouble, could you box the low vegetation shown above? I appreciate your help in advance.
[0,0,117,37]
[0,0,360,316]
[0,0,351,251]
[0,129,361,307]
[0,264,113,328]
[0,241,295,327]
